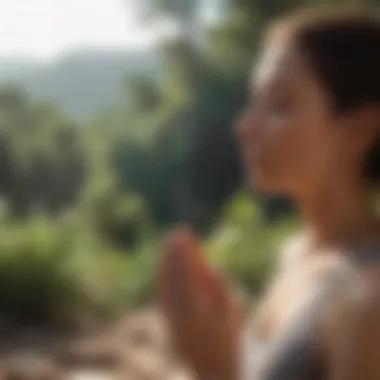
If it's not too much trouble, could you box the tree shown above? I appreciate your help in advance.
[0,85,88,216]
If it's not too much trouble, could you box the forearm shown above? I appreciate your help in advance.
[193,339,242,380]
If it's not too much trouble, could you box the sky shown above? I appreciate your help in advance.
[0,0,156,61]
[0,0,222,62]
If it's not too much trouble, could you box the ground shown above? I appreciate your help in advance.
[0,307,193,380]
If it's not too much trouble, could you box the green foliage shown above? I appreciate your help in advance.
[124,75,161,112]
[207,193,297,295]
[0,85,87,216]
[0,217,86,325]
[0,212,159,326]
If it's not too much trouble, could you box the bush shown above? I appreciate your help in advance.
[80,173,152,250]
[206,193,297,296]
[0,217,87,326]
[0,212,158,327]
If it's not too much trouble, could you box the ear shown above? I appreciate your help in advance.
[349,105,380,155]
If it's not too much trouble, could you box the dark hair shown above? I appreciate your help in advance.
[268,7,380,182]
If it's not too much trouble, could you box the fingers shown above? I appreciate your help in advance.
[174,226,203,267]
[157,227,230,320]
[157,228,198,318]
[197,266,227,313]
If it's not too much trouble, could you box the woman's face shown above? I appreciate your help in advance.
[237,42,353,197]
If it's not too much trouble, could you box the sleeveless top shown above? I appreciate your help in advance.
[241,243,380,380]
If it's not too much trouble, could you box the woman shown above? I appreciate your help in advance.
[157,6,380,380]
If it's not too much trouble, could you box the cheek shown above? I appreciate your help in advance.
[256,116,333,186]
[258,118,306,173]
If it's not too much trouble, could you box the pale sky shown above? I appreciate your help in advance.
[0,0,156,61]
[0,0,222,62]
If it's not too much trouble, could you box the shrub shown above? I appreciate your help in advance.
[0,217,87,326]
[206,193,297,296]
[0,213,156,327]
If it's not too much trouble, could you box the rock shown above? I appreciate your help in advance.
[111,309,168,349]
[0,307,191,380]
[55,340,121,369]
[2,356,63,380]
[65,369,115,380]
[121,345,171,380]
[166,368,194,380]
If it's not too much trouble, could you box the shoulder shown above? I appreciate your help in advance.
[338,281,380,321]
[321,279,380,379]
[323,274,380,348]
[328,261,380,318]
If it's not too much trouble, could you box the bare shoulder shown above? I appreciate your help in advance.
[329,258,380,315]
[338,278,380,317]
[320,274,380,379]
[322,271,380,348]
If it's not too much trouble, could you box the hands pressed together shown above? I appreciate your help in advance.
[156,227,243,380]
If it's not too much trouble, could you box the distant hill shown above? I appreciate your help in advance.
[0,56,41,77]
[0,48,158,119]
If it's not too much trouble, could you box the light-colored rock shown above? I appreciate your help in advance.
[0,307,194,380]
[66,369,115,380]
[56,340,121,369]
[122,346,169,380]
[2,356,63,380]
[166,368,193,380]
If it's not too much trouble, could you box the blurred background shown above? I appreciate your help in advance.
[0,0,375,379]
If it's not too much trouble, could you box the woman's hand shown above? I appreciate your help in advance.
[157,227,243,380]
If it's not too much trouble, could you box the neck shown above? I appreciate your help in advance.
[296,178,379,250]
